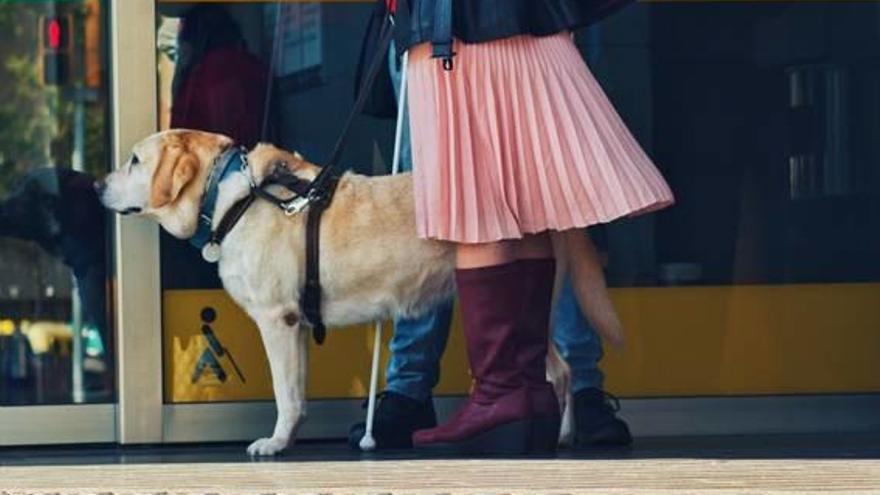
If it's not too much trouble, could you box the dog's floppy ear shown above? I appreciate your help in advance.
[150,151,198,209]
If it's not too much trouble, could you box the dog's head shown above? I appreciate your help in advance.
[97,129,233,238]
[98,129,325,240]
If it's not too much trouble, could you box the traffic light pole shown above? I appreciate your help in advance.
[70,84,99,404]
[69,5,86,404]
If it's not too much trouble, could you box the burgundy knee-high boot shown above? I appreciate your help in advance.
[518,257,562,451]
[412,260,560,454]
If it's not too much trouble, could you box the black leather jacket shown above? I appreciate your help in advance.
[394,0,634,52]
[356,0,633,117]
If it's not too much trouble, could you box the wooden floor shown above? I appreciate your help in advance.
[3,437,880,494]
[3,458,880,494]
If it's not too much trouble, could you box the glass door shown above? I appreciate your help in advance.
[143,0,880,446]
[152,0,455,443]
[0,0,116,445]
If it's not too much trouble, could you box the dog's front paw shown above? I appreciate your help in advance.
[247,436,289,456]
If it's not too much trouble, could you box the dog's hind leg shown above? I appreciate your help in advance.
[247,313,309,456]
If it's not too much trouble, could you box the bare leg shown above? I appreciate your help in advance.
[455,233,553,269]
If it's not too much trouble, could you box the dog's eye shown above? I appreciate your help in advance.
[127,154,141,171]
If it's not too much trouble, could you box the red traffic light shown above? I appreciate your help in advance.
[47,19,62,49]
[42,16,69,52]
[40,15,71,86]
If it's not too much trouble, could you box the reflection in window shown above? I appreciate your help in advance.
[156,2,392,292]
[594,1,880,286]
[151,1,880,294]
[0,0,113,405]
[263,3,322,79]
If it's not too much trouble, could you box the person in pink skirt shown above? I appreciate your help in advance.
[390,0,675,453]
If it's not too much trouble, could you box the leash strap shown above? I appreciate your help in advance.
[211,193,256,244]
[307,15,394,200]
[253,172,313,208]
[301,14,396,345]
[301,175,338,345]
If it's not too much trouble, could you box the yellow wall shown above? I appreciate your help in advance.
[605,284,880,396]
[164,283,880,403]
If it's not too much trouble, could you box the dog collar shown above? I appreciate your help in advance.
[189,147,248,254]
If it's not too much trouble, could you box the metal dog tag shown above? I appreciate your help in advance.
[201,242,222,263]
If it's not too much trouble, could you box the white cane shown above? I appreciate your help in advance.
[360,50,409,452]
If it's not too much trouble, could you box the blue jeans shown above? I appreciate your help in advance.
[385,44,454,401]
[385,45,603,401]
[552,274,605,392]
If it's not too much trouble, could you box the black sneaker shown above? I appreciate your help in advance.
[572,388,633,448]
[348,391,438,450]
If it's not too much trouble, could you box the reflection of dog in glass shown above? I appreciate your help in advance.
[0,167,108,373]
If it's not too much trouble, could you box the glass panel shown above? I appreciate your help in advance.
[0,0,114,405]
[156,1,399,404]
[584,1,880,287]
[581,1,880,396]
[155,0,880,404]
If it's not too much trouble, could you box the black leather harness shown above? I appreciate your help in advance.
[198,6,454,346]
[297,6,453,344]
[296,15,395,345]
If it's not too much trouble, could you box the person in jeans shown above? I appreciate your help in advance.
[348,41,634,451]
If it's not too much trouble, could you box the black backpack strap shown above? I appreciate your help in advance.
[431,0,455,70]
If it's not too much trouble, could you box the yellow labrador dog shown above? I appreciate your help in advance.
[98,129,574,455]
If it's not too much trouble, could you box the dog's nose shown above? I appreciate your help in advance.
[93,180,106,196]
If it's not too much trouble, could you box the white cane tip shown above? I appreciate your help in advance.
[359,434,377,451]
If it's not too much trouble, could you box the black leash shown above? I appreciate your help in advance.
[216,5,454,345]
[301,3,454,344]
[298,15,396,345]
[201,193,258,263]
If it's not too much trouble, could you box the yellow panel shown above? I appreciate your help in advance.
[162,290,469,402]
[163,291,272,403]
[603,284,880,396]
[163,283,880,403]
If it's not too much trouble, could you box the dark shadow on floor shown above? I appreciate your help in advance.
[3,433,880,466]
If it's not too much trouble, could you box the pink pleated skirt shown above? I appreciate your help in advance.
[406,32,675,243]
